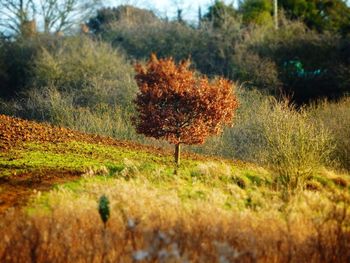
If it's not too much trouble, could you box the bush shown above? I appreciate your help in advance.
[217,88,271,162]
[32,36,137,108]
[308,97,350,171]
[238,20,350,103]
[99,14,243,78]
[0,36,140,141]
[191,88,334,190]
[14,87,138,140]
[0,37,38,98]
[232,47,281,93]
[190,88,270,162]
[261,100,333,190]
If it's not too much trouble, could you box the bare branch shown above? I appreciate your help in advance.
[0,0,100,35]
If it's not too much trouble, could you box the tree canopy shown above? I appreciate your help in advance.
[240,0,273,27]
[279,0,350,34]
[133,54,238,166]
[202,0,238,28]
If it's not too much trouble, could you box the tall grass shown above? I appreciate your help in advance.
[1,176,349,262]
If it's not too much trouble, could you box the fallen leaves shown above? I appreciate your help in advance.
[0,114,158,154]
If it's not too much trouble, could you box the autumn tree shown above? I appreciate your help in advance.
[133,54,238,169]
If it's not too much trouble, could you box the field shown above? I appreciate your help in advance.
[0,114,350,262]
[1,1,350,262]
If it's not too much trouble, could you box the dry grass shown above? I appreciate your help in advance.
[1,176,349,263]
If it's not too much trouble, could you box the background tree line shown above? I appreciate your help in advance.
[0,0,349,170]
[1,0,349,103]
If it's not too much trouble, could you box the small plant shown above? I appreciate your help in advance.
[98,195,110,227]
[133,54,238,170]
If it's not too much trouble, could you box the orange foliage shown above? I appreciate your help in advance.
[133,54,238,146]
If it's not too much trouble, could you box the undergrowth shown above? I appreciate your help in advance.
[0,137,349,262]
[1,169,350,262]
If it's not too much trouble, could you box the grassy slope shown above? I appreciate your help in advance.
[1,140,275,211]
[1,116,350,262]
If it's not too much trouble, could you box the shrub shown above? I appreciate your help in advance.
[0,37,39,98]
[190,88,271,162]
[17,87,138,140]
[192,88,334,190]
[0,36,140,141]
[308,97,350,171]
[99,13,243,78]
[231,19,350,103]
[262,100,333,190]
[232,47,281,93]
[32,36,137,109]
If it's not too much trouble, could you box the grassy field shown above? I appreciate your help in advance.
[0,115,350,262]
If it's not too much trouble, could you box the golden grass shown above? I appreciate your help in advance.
[1,176,349,262]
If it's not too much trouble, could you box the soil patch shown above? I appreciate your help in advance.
[0,169,82,214]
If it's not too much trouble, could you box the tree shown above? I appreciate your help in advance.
[203,0,238,29]
[88,5,159,34]
[0,0,101,36]
[0,0,36,36]
[240,0,274,27]
[133,54,238,169]
[278,0,350,34]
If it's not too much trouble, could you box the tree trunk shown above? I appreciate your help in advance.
[174,143,181,171]
[274,0,278,30]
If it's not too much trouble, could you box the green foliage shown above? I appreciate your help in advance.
[98,195,110,225]
[240,0,273,26]
[203,0,239,28]
[279,0,350,34]
[234,20,350,102]
[90,5,349,103]
[0,37,39,98]
[32,36,137,108]
[84,4,350,104]
[88,5,159,34]
[94,10,242,78]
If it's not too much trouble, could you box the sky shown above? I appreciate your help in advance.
[108,0,238,22]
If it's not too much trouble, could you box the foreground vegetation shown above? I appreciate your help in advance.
[0,118,350,261]
[2,176,350,262]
